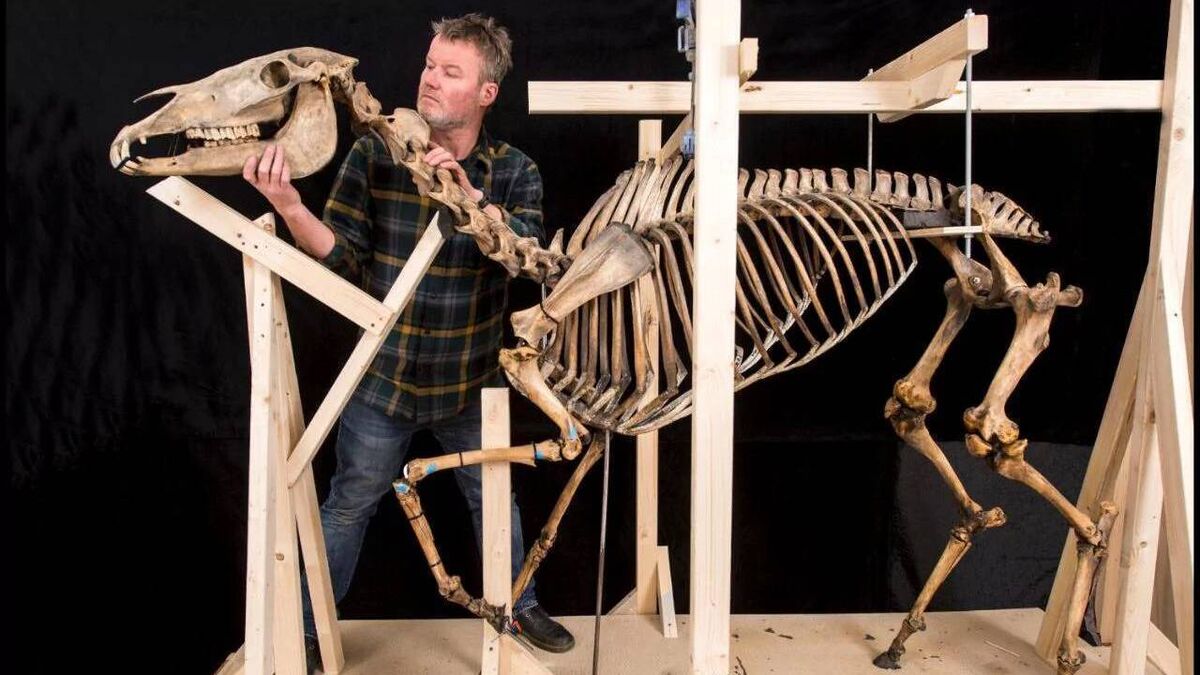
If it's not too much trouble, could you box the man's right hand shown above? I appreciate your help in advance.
[243,145,302,218]
[241,144,336,259]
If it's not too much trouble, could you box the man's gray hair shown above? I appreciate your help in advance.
[431,13,514,85]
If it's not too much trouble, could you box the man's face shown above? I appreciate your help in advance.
[417,35,497,130]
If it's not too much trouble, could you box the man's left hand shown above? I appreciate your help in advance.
[423,144,483,202]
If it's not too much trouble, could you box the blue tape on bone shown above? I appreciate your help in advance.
[568,425,577,440]
[394,482,409,494]
[426,462,437,474]
[535,449,544,460]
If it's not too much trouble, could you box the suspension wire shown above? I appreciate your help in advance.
[591,431,612,675]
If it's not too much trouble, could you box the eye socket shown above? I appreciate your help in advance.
[259,60,291,88]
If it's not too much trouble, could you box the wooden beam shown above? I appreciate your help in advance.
[269,257,344,674]
[657,37,759,165]
[147,177,391,336]
[864,13,988,122]
[657,546,678,639]
[1110,320,1164,675]
[528,79,1163,115]
[636,120,663,617]
[1037,279,1148,658]
[1143,0,1194,669]
[1151,267,1195,675]
[243,230,279,675]
[868,14,987,83]
[286,213,448,486]
[481,388,512,675]
[255,218,306,675]
[689,0,739,671]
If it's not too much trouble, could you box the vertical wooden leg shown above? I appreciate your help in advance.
[482,388,513,675]
[271,308,305,675]
[271,269,341,674]
[243,222,279,675]
[634,118,663,616]
[1110,337,1163,674]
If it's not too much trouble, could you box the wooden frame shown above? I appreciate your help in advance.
[480,388,552,675]
[143,5,1188,673]
[526,4,1192,674]
[528,80,1163,115]
[149,178,448,675]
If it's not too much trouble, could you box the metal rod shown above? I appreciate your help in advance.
[591,431,612,675]
[964,8,974,259]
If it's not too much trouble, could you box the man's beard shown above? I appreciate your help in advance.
[418,99,467,131]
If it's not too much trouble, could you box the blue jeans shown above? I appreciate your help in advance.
[302,397,538,638]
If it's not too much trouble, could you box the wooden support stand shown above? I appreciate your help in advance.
[146,178,448,674]
[528,6,1193,674]
[1037,2,1193,673]
[479,388,552,675]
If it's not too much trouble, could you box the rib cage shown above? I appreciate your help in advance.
[529,158,1039,436]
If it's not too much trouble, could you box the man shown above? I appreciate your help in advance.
[242,13,575,664]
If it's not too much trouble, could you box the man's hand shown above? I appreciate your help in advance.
[423,144,484,203]
[243,145,302,218]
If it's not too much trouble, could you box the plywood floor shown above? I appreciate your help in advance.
[297,608,1169,675]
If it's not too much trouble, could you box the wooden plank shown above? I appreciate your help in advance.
[636,119,663,617]
[147,177,390,335]
[243,239,278,675]
[689,0,739,671]
[1144,1,1194,670]
[1151,271,1194,675]
[1110,329,1163,674]
[738,38,759,84]
[865,14,987,122]
[1096,438,1133,641]
[638,119,662,162]
[657,546,678,639]
[481,387,513,675]
[270,265,344,674]
[866,14,987,83]
[286,213,447,486]
[326,608,1167,675]
[1148,621,1183,675]
[1037,278,1149,659]
[247,217,305,675]
[528,79,1163,115]
[656,38,758,165]
[658,113,692,165]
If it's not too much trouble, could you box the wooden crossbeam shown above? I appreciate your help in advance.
[864,13,988,122]
[528,79,1163,115]
[148,177,391,336]
[285,213,448,486]
[688,1,740,671]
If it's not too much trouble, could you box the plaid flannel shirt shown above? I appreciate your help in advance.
[319,129,544,423]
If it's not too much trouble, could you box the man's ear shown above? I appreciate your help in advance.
[479,81,499,107]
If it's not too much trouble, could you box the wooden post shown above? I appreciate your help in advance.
[479,387,553,675]
[689,0,740,672]
[635,119,664,618]
[243,218,280,675]
[481,388,513,675]
[272,265,344,674]
[1042,0,1193,672]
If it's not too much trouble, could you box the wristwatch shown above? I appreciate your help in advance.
[475,192,490,210]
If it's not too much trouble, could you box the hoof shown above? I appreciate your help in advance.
[873,650,903,670]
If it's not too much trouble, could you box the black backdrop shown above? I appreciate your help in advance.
[7,1,1167,672]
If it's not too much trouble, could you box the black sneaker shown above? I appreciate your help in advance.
[305,635,321,674]
[511,605,576,653]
